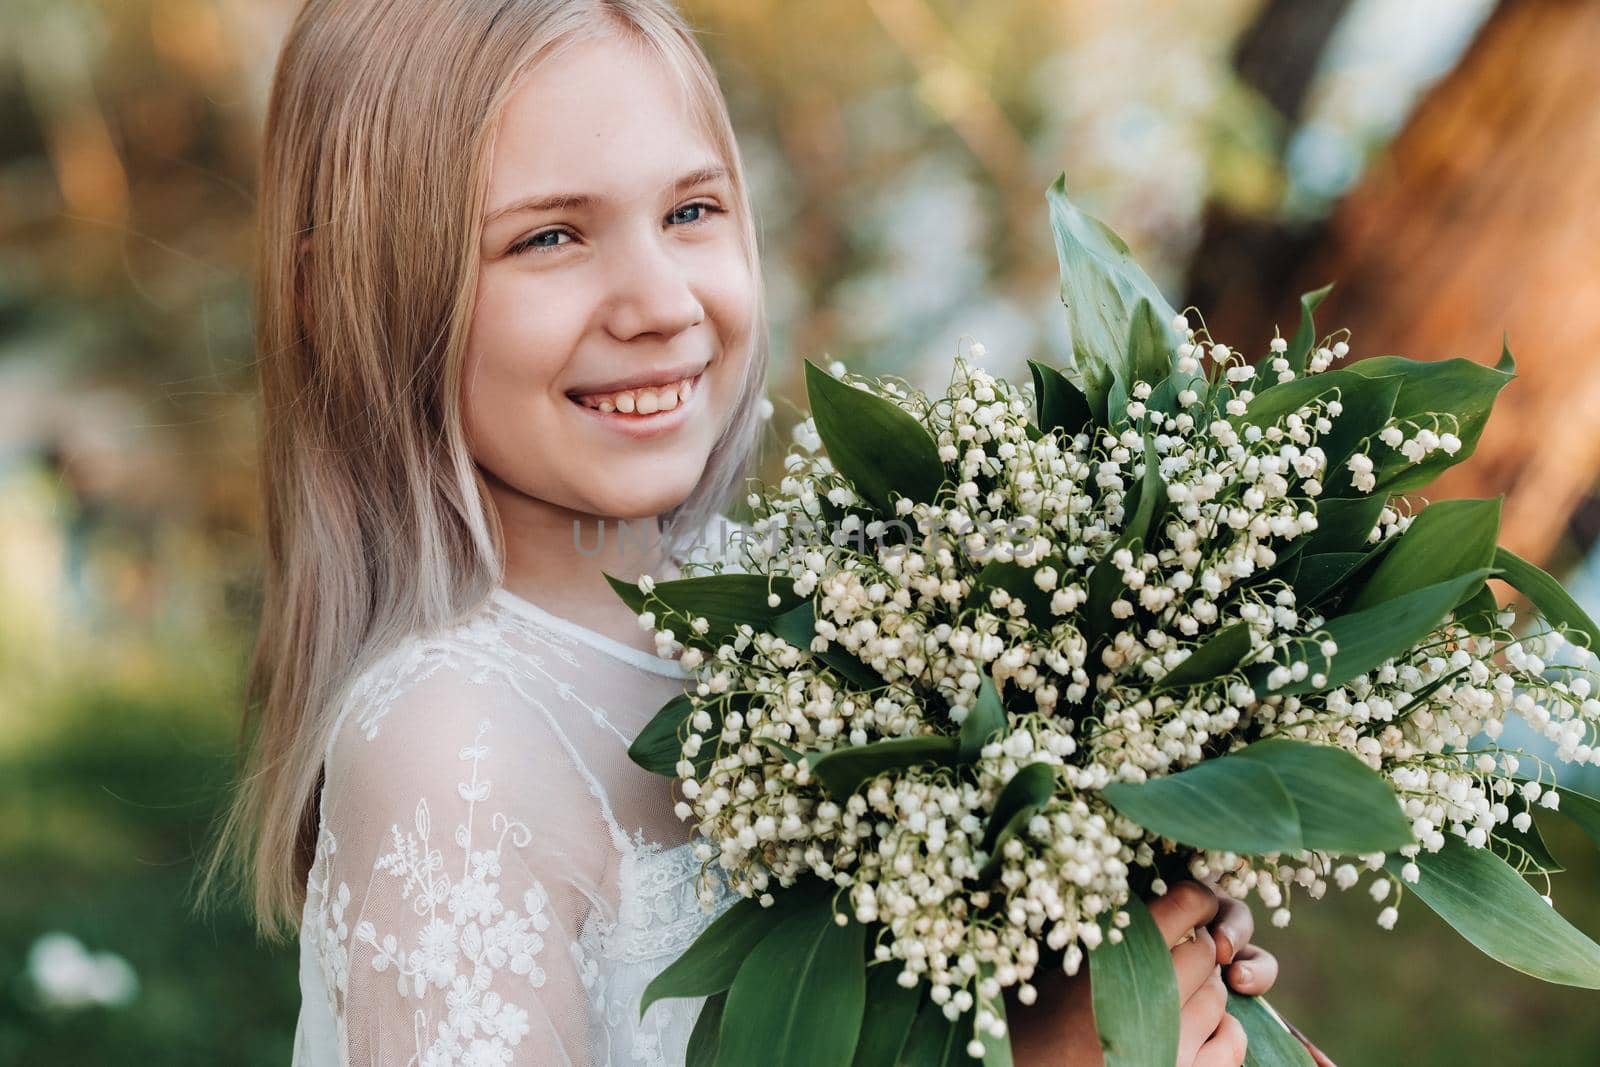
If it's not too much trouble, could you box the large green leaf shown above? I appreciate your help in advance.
[976,762,1057,881]
[806,735,961,797]
[1091,894,1180,1067]
[1029,359,1092,438]
[716,893,869,1067]
[1493,547,1600,653]
[1151,623,1254,692]
[1232,738,1412,853]
[1384,837,1600,988]
[1104,738,1411,856]
[899,993,964,1065]
[629,693,702,778]
[1271,568,1492,694]
[1490,791,1565,875]
[1315,373,1403,497]
[1281,283,1335,379]
[1344,352,1515,492]
[773,599,889,690]
[605,571,804,649]
[804,358,945,514]
[1047,173,1192,422]
[849,964,923,1067]
[1345,498,1501,613]
[1234,367,1369,431]
[640,890,806,1018]
[959,674,1009,761]
[1125,296,1173,399]
[1303,495,1387,557]
[685,992,726,1067]
[1103,755,1301,855]
[1291,551,1369,607]
[1226,992,1315,1067]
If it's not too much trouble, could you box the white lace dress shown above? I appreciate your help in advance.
[291,518,747,1066]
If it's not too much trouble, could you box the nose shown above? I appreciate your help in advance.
[603,224,706,342]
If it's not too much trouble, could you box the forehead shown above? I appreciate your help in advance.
[485,33,720,210]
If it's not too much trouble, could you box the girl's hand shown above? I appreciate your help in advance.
[1005,879,1249,1066]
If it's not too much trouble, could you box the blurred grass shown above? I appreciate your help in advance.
[0,672,299,1063]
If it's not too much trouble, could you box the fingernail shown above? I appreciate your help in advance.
[1233,962,1254,985]
[1215,931,1234,963]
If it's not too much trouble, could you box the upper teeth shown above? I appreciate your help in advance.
[576,374,697,414]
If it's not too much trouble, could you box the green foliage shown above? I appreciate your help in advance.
[1385,838,1600,989]
[715,891,868,1067]
[805,735,961,797]
[1226,992,1316,1067]
[803,359,946,515]
[1091,894,1180,1067]
[1103,737,1412,856]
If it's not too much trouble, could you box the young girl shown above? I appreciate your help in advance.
[203,2,1297,1064]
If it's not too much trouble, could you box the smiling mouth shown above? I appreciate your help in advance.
[567,371,702,416]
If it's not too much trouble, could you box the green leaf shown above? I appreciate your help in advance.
[1452,582,1501,637]
[1232,738,1413,853]
[976,762,1058,881]
[1152,623,1254,692]
[899,993,964,1066]
[641,892,801,1019]
[1490,792,1564,875]
[605,571,804,648]
[1344,353,1515,493]
[1554,784,1600,853]
[1226,992,1315,1067]
[1235,367,1369,431]
[629,693,700,778]
[716,893,869,1067]
[1047,174,1189,422]
[1303,495,1388,556]
[804,359,945,514]
[1103,755,1302,855]
[686,992,726,1067]
[976,961,1015,1067]
[1029,359,1092,438]
[1315,373,1403,497]
[1345,498,1501,613]
[1282,283,1335,378]
[1105,738,1412,856]
[959,673,1009,761]
[806,735,961,797]
[1384,837,1600,988]
[1125,296,1173,396]
[1084,438,1164,645]
[973,558,1057,630]
[849,965,922,1067]
[1272,568,1492,694]
[773,600,889,690]
[1091,894,1180,1067]
[1291,552,1369,607]
[1493,547,1600,653]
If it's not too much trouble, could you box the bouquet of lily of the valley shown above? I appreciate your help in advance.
[605,173,1600,1067]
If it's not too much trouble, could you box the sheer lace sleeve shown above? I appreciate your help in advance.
[307,648,615,1066]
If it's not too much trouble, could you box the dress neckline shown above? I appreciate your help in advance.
[490,584,690,679]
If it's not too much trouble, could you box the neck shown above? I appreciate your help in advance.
[486,473,680,648]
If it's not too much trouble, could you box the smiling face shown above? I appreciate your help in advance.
[463,30,755,533]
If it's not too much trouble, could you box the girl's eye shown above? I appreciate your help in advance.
[509,201,727,257]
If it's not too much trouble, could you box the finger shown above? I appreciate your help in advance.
[1223,943,1278,996]
[1173,930,1220,999]
[1147,880,1222,947]
[1177,971,1229,1066]
[1207,890,1254,965]
[1192,1011,1249,1067]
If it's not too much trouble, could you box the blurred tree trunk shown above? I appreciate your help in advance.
[1192,0,1600,571]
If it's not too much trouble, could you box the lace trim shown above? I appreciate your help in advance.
[489,587,688,680]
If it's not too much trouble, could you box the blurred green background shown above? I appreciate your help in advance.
[3,0,1600,1063]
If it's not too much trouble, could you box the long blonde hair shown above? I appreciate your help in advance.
[197,0,769,941]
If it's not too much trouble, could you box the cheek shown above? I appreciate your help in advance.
[460,274,581,462]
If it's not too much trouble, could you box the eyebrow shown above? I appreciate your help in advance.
[482,164,730,226]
